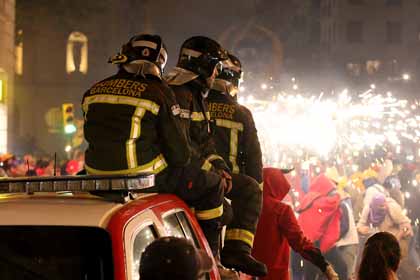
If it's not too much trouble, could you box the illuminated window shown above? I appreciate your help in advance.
[366,60,381,75]
[66,32,88,74]
[15,30,23,76]
[347,63,361,76]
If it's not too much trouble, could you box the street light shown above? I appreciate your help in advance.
[261,83,268,90]
[370,84,376,89]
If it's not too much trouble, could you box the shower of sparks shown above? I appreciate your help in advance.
[239,90,419,168]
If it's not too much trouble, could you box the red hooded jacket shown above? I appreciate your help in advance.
[297,174,342,253]
[251,168,328,280]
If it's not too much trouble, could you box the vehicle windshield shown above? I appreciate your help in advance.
[0,226,113,280]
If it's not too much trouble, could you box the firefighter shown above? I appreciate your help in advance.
[82,34,225,262]
[166,36,267,277]
[207,53,263,184]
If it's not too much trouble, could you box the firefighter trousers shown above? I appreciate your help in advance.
[224,173,263,250]
[156,165,225,256]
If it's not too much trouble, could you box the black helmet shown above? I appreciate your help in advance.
[212,53,243,97]
[177,36,229,80]
[109,34,168,75]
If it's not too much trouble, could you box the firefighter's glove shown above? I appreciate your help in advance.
[221,170,233,194]
[324,264,339,280]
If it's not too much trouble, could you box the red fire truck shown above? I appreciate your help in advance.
[0,174,225,280]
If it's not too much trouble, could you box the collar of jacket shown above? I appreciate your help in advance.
[122,60,162,80]
[165,67,199,86]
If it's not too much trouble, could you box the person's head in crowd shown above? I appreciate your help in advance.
[368,194,387,227]
[378,159,393,185]
[61,160,80,175]
[140,237,213,280]
[23,154,36,169]
[358,231,401,280]
[5,158,28,177]
[35,159,56,176]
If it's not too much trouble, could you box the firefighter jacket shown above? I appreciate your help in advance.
[82,70,191,175]
[207,90,263,183]
[168,81,230,173]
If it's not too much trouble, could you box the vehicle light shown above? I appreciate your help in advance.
[0,173,155,194]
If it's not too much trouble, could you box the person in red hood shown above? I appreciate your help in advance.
[297,173,347,279]
[251,168,339,280]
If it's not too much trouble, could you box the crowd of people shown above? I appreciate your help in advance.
[283,158,420,279]
[0,150,84,178]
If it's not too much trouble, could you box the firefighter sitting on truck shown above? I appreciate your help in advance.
[207,53,263,184]
[166,36,267,277]
[81,34,225,266]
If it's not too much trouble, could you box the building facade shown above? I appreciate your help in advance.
[0,0,15,153]
[320,0,420,93]
[13,0,140,156]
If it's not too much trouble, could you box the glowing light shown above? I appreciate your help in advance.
[370,84,376,89]
[65,145,72,152]
[352,164,359,172]
[405,192,411,199]
[261,84,268,90]
[239,86,246,92]
[402,73,411,81]
[64,124,77,134]
[293,84,299,90]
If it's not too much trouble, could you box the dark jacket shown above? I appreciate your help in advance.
[82,70,190,174]
[207,90,263,183]
[169,82,229,172]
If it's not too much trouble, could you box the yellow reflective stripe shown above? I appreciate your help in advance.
[83,94,160,115]
[201,160,212,171]
[230,128,240,174]
[85,154,168,175]
[215,119,244,131]
[225,229,254,247]
[126,107,146,168]
[195,204,223,220]
[191,111,211,121]
[214,119,242,174]
[206,154,224,162]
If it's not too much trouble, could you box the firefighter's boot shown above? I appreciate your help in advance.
[221,240,267,277]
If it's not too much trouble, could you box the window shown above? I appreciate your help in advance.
[66,31,88,74]
[15,30,23,76]
[386,0,402,6]
[132,225,158,280]
[417,24,420,41]
[386,21,402,43]
[163,211,199,246]
[347,63,362,76]
[347,21,364,43]
[366,60,381,75]
[389,59,399,78]
[0,226,113,280]
[163,211,207,280]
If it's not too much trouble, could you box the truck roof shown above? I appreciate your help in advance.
[0,193,155,227]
